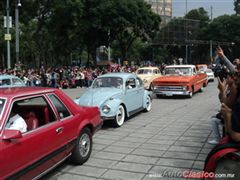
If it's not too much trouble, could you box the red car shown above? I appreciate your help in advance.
[0,87,102,179]
[152,65,208,98]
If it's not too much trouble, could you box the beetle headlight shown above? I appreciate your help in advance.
[102,105,110,113]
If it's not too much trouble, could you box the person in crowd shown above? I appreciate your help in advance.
[79,69,85,88]
[75,69,81,88]
[50,69,57,88]
[216,46,240,72]
[220,72,240,143]
[5,105,27,133]
[208,73,238,144]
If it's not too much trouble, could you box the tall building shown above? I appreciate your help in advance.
[145,0,172,24]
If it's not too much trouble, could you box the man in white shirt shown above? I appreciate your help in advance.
[6,106,27,133]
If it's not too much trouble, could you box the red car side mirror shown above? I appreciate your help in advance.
[2,129,22,140]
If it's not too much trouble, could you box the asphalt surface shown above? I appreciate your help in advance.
[43,81,219,180]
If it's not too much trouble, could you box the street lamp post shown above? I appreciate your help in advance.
[15,0,21,64]
[108,30,111,61]
[185,0,188,64]
[210,40,213,63]
[6,0,11,69]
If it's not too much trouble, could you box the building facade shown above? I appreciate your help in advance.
[144,0,172,24]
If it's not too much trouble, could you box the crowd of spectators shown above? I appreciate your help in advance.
[208,47,240,144]
[0,64,139,89]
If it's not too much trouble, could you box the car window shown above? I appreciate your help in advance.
[137,69,152,74]
[136,78,143,88]
[5,96,56,133]
[153,69,158,74]
[206,69,213,73]
[12,78,23,85]
[0,98,5,117]
[0,79,11,86]
[92,77,123,89]
[48,94,71,119]
[193,68,196,74]
[165,67,192,75]
[126,78,136,89]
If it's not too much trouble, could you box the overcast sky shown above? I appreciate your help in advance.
[172,0,235,18]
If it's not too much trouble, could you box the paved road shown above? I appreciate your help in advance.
[43,81,219,180]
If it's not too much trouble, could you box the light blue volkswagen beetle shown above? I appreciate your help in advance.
[0,75,26,88]
[75,73,152,127]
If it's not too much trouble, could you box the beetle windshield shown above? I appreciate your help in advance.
[137,69,153,74]
[165,67,192,76]
[92,77,123,89]
[0,98,5,117]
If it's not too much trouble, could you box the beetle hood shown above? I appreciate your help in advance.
[78,88,122,107]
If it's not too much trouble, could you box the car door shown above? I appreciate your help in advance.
[192,68,201,91]
[47,94,78,153]
[136,77,145,107]
[125,78,142,111]
[0,95,66,179]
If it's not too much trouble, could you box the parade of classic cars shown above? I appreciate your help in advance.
[0,64,214,179]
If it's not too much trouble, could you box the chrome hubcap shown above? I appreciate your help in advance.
[79,133,90,157]
[116,106,124,125]
[146,97,151,111]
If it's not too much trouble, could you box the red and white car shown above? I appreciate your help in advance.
[152,65,208,98]
[0,87,102,179]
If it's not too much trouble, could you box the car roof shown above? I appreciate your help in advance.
[166,65,196,68]
[0,87,55,99]
[0,74,21,80]
[98,72,136,79]
[137,67,159,70]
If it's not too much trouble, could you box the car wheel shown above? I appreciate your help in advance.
[69,128,92,165]
[144,96,152,112]
[188,91,193,98]
[199,86,204,92]
[156,94,161,98]
[215,158,240,179]
[113,105,125,127]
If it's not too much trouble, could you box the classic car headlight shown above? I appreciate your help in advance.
[102,105,110,113]
[182,86,187,90]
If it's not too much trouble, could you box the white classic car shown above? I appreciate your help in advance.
[205,69,215,82]
[136,67,161,90]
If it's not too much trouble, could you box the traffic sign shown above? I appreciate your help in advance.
[4,34,11,41]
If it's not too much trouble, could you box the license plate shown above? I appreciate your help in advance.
[166,92,173,96]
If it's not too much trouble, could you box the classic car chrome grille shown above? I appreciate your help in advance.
[155,86,184,91]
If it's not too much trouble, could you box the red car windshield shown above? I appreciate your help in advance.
[165,67,192,76]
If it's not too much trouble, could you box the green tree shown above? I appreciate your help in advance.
[108,0,161,64]
[234,0,240,14]
[80,0,161,65]
[201,15,240,59]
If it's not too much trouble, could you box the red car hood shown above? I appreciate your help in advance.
[153,75,192,84]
